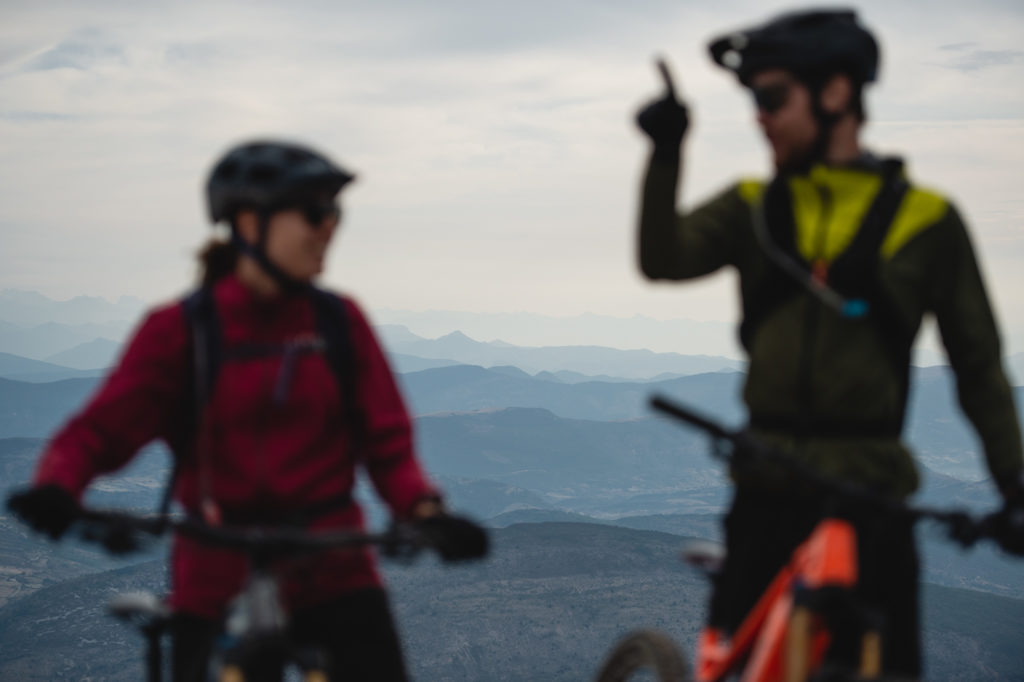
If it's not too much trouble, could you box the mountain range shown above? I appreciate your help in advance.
[4,407,1021,606]
[0,290,146,328]
[0,320,743,381]
[5,287,1022,382]
[2,288,1022,681]
[377,326,744,378]
[0,522,1019,681]
[2,358,1017,483]
[0,353,104,383]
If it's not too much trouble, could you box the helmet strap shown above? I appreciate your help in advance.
[229,214,309,295]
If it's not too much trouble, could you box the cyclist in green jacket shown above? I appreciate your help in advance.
[635,8,1023,678]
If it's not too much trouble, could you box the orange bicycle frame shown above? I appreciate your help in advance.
[695,518,862,682]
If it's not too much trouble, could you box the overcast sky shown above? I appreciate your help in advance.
[1,0,1022,354]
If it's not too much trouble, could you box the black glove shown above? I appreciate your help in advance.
[991,501,1024,556]
[992,473,1024,556]
[636,58,689,162]
[416,514,489,562]
[7,484,81,540]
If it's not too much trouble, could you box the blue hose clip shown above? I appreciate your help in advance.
[841,299,870,319]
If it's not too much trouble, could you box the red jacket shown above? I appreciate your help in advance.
[34,275,438,617]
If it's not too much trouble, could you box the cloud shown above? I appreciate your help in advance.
[162,42,223,69]
[288,0,687,57]
[939,48,1024,72]
[22,29,125,72]
[0,0,1022,354]
[0,110,79,121]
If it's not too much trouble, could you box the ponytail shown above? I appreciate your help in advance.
[197,238,239,287]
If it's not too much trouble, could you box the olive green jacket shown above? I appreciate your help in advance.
[639,154,1022,497]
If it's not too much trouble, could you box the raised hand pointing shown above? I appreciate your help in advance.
[636,57,690,161]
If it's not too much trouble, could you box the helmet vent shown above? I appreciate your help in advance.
[723,50,743,70]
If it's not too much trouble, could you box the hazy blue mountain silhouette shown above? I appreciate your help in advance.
[381,326,744,378]
[0,320,126,361]
[399,363,744,421]
[43,338,120,370]
[389,353,461,374]
[414,407,726,508]
[371,308,739,356]
[1,365,1020,483]
[0,289,146,327]
[0,319,742,382]
[0,377,99,437]
[0,352,103,382]
[904,367,1024,480]
[403,363,1020,480]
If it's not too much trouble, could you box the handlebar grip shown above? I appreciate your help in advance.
[649,395,735,440]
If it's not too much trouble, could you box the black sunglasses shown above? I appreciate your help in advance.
[751,81,793,114]
[299,200,341,228]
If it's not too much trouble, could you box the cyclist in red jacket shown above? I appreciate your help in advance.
[9,140,487,682]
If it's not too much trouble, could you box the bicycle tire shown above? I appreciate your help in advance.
[594,629,691,682]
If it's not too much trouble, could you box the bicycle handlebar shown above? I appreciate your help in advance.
[649,394,1018,552]
[74,507,428,560]
[650,395,736,442]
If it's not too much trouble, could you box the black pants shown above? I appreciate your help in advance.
[171,588,409,682]
[708,487,921,676]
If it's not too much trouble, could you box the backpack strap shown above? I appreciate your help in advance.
[158,286,221,521]
[308,287,365,456]
[183,286,223,412]
[827,159,909,302]
[739,175,804,350]
[830,163,914,430]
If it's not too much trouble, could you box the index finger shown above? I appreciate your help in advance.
[656,58,678,100]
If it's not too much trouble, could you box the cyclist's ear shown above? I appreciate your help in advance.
[819,74,855,115]
[234,209,260,246]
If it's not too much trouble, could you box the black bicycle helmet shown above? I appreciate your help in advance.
[708,8,879,88]
[206,140,355,224]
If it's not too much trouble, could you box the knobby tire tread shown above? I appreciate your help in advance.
[594,629,691,682]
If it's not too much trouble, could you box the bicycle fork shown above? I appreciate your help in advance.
[219,567,331,682]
